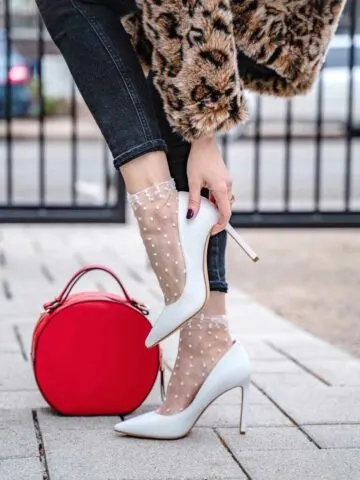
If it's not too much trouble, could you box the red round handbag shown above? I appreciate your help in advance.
[31,265,164,416]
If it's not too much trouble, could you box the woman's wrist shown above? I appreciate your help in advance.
[192,134,216,147]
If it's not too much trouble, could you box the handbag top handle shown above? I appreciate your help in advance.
[43,265,148,314]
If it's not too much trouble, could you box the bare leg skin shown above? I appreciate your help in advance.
[120,151,171,193]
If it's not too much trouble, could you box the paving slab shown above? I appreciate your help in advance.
[15,323,37,360]
[252,371,326,391]
[296,359,360,386]
[227,302,296,336]
[0,325,19,353]
[198,402,293,428]
[233,449,360,480]
[251,360,302,374]
[268,338,354,361]
[258,385,360,424]
[0,301,45,317]
[218,426,316,451]
[38,408,119,431]
[0,390,47,409]
[229,341,285,361]
[0,409,39,459]
[0,353,37,391]
[0,457,42,480]
[43,428,244,480]
[0,343,19,354]
[303,424,360,449]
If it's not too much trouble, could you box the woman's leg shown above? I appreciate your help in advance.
[146,74,233,414]
[37,0,189,302]
[36,0,170,191]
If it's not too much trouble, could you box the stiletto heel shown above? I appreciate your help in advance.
[225,223,259,263]
[240,384,250,434]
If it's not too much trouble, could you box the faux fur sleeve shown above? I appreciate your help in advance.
[141,0,247,141]
[231,0,346,97]
[121,11,152,72]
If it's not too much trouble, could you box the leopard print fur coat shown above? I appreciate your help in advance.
[121,0,345,141]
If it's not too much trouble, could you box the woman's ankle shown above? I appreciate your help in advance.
[120,151,171,193]
[158,311,232,415]
[201,291,226,316]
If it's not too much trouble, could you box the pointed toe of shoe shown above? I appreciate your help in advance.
[114,412,166,439]
[144,307,178,347]
[145,330,157,349]
[145,297,206,348]
[113,412,189,439]
[114,413,153,437]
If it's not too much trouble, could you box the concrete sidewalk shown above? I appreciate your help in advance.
[1,225,360,480]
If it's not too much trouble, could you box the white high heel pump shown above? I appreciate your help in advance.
[145,193,258,348]
[114,341,251,439]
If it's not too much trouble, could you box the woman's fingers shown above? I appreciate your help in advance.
[186,135,233,229]
[210,185,232,235]
[187,179,202,219]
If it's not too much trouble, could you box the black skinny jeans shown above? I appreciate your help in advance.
[36,0,228,293]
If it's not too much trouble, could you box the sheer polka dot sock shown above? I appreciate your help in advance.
[128,179,186,305]
[158,313,233,415]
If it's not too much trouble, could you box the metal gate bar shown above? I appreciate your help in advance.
[5,0,12,205]
[344,0,358,211]
[230,212,360,228]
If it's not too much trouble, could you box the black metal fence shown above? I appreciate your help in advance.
[0,0,126,223]
[0,0,359,226]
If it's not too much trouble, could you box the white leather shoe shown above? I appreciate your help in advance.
[114,341,251,439]
[144,192,217,348]
[145,193,259,348]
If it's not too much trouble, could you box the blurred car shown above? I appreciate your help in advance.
[232,34,360,136]
[0,29,32,117]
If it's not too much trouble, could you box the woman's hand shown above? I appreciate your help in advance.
[187,135,233,235]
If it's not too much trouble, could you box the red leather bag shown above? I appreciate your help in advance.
[32,265,163,416]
